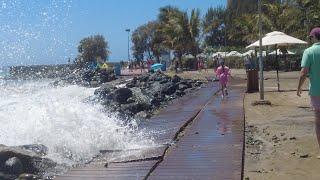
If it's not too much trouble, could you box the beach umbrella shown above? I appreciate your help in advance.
[226,51,243,57]
[246,31,307,49]
[242,49,267,57]
[151,63,163,71]
[216,52,228,57]
[242,50,255,56]
[196,53,206,58]
[211,53,218,58]
[184,54,195,59]
[269,49,295,55]
[246,31,307,91]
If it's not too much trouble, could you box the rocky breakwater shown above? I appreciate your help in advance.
[93,71,203,120]
[53,68,116,87]
[0,144,59,179]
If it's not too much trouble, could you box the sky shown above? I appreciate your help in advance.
[0,0,226,66]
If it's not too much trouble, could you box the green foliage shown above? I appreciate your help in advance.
[132,0,319,70]
[77,35,110,66]
[202,7,226,47]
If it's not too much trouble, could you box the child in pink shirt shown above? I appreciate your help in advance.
[215,61,231,97]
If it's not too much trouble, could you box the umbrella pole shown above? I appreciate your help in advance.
[276,45,280,91]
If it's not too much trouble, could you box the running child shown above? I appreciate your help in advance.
[215,61,231,98]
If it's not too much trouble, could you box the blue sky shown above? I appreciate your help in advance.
[0,0,226,66]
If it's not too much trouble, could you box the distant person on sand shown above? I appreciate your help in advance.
[174,59,179,73]
[204,59,208,73]
[297,27,320,158]
[140,60,145,73]
[216,60,231,98]
[244,55,250,71]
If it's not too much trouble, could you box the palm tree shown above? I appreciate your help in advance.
[202,7,226,47]
[157,6,201,68]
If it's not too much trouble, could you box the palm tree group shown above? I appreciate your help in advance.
[131,0,320,67]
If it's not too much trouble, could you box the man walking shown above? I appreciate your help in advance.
[297,27,320,158]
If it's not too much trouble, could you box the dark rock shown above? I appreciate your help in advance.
[149,82,162,95]
[0,145,56,178]
[159,79,169,84]
[19,144,48,156]
[120,101,151,115]
[176,90,186,97]
[89,81,99,87]
[82,70,95,82]
[94,84,114,98]
[0,172,15,180]
[194,81,203,87]
[138,74,149,82]
[18,173,39,180]
[161,84,177,95]
[178,84,188,91]
[171,75,181,83]
[4,157,23,175]
[113,88,133,104]
[151,97,162,107]
[180,79,193,88]
[134,111,150,119]
[126,82,136,88]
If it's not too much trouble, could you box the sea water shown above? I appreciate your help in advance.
[0,79,156,166]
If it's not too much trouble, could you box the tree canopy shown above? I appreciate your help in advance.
[77,34,110,66]
[131,0,320,62]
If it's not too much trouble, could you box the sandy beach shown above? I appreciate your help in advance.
[236,70,320,180]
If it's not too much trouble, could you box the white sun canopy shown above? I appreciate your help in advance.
[246,31,307,49]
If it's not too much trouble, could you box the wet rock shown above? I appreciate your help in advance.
[19,144,48,156]
[0,145,57,178]
[18,173,39,180]
[161,84,177,95]
[159,79,168,84]
[4,157,23,175]
[178,84,188,91]
[183,80,194,88]
[113,88,133,104]
[176,90,186,97]
[194,81,203,87]
[171,75,181,83]
[134,111,150,119]
[0,172,15,180]
[92,72,204,119]
[94,84,114,99]
[89,81,99,87]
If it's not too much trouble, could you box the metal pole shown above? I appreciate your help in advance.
[258,0,264,100]
[125,29,130,68]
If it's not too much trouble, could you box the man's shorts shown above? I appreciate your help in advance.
[311,96,320,111]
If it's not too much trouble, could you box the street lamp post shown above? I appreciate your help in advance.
[125,28,130,70]
[258,0,264,100]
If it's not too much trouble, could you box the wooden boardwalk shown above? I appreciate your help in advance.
[56,81,245,180]
[148,85,245,179]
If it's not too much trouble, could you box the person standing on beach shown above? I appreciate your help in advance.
[244,55,251,71]
[297,27,320,158]
[216,60,231,98]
